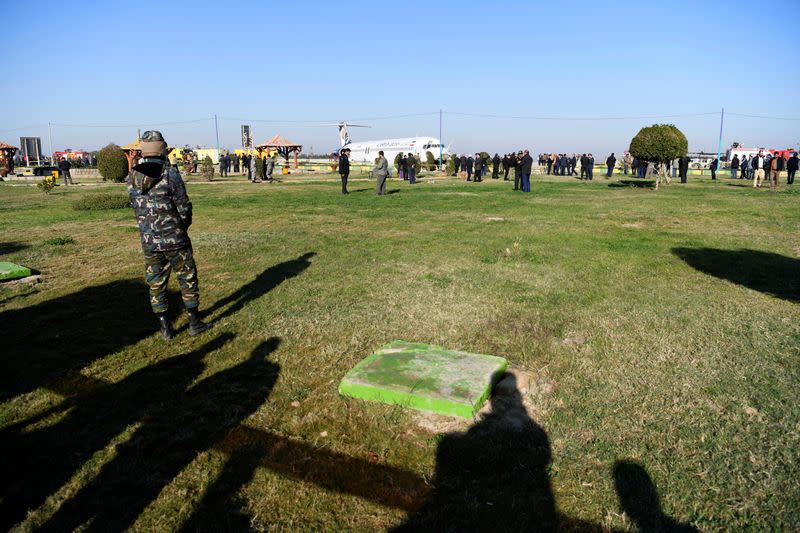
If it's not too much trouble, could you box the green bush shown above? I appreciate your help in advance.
[425,151,437,171]
[72,192,130,211]
[201,156,215,181]
[629,124,687,165]
[97,143,129,182]
[44,236,76,246]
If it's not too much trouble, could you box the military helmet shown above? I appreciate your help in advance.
[141,130,168,158]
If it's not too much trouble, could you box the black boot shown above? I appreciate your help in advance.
[157,313,175,340]
[187,308,212,336]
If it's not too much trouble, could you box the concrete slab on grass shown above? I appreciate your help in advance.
[0,262,32,281]
[339,340,508,418]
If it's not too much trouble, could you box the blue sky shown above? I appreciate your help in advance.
[2,0,797,155]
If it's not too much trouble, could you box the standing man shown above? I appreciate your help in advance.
[751,151,765,188]
[338,148,350,194]
[502,153,511,180]
[407,153,416,184]
[678,155,690,183]
[623,152,632,175]
[546,154,553,175]
[249,153,258,182]
[710,157,718,180]
[740,155,749,180]
[127,130,211,340]
[264,153,275,181]
[492,153,501,179]
[579,154,588,179]
[466,154,474,181]
[520,149,533,192]
[787,152,798,185]
[569,154,577,176]
[513,151,523,190]
[233,152,240,174]
[730,154,739,180]
[585,154,595,180]
[374,150,388,195]
[473,153,483,182]
[606,153,616,178]
[768,153,780,189]
[58,157,73,185]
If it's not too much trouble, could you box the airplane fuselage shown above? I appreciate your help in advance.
[344,137,449,165]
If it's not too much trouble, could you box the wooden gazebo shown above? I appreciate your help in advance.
[0,142,18,177]
[256,134,303,168]
[121,137,142,171]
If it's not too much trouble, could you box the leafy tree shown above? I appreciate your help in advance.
[96,143,129,182]
[629,124,688,189]
[255,156,265,178]
[201,155,215,181]
[446,156,457,175]
[425,151,437,171]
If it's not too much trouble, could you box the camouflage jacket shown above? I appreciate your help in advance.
[128,157,192,254]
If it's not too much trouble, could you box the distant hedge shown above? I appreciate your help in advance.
[72,192,130,211]
[97,143,129,182]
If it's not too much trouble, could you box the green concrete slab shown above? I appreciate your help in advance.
[0,262,32,281]
[339,340,508,418]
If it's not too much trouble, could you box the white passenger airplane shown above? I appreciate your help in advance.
[334,122,450,164]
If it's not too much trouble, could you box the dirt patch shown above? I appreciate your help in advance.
[485,216,505,222]
[621,222,644,228]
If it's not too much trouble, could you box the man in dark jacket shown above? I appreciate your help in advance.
[568,154,577,176]
[730,154,739,180]
[710,158,718,180]
[606,153,616,178]
[459,155,467,176]
[520,150,533,192]
[585,154,595,180]
[502,154,510,180]
[338,148,350,194]
[678,156,690,183]
[579,154,588,179]
[466,155,474,181]
[473,154,483,182]
[233,153,240,173]
[58,157,73,185]
[492,153,501,179]
[787,152,798,185]
[513,151,523,190]
[127,131,212,340]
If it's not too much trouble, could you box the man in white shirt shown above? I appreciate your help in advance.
[752,151,766,188]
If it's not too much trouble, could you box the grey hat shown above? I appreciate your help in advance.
[141,130,168,157]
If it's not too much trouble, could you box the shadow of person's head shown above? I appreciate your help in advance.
[613,460,698,533]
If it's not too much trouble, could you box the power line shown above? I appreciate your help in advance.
[217,112,439,124]
[444,111,721,121]
[726,112,800,121]
[49,118,212,128]
[0,124,48,133]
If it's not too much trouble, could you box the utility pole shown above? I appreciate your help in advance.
[47,122,53,164]
[214,114,220,161]
[439,108,443,170]
[715,107,724,170]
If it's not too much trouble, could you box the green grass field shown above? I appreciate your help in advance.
[1,172,798,531]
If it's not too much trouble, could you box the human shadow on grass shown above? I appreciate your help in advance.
[0,241,28,256]
[205,252,316,321]
[673,247,799,303]
[614,461,699,533]
[34,336,281,532]
[0,279,176,403]
[0,333,234,530]
[393,374,560,532]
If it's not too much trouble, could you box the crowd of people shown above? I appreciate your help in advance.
[447,151,535,191]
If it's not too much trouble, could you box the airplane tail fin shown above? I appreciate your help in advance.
[314,122,369,147]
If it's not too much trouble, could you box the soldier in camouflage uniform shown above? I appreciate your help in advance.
[128,130,212,340]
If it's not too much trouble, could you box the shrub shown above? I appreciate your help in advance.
[97,143,129,182]
[425,151,437,171]
[629,124,688,189]
[72,192,130,211]
[201,156,215,181]
[446,157,457,174]
[36,175,56,194]
[44,236,76,246]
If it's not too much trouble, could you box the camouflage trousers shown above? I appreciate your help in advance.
[144,247,200,314]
